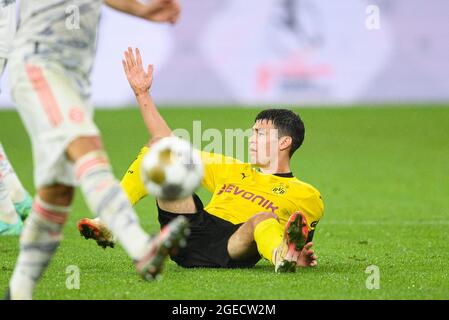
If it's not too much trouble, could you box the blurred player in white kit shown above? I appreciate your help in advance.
[6,0,188,300]
[0,0,33,236]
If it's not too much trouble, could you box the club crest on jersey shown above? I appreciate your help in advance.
[272,183,289,195]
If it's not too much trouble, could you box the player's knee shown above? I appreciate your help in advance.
[250,212,278,228]
[157,196,196,214]
[38,184,74,206]
[67,136,104,162]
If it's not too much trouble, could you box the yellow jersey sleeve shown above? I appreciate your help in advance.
[120,146,149,206]
[200,151,244,193]
[120,146,243,206]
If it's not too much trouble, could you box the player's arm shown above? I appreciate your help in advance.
[122,47,172,144]
[105,0,181,24]
[121,49,242,197]
[120,48,178,207]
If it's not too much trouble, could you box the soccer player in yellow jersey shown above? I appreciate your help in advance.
[78,48,324,272]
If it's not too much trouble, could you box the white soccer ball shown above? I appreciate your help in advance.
[141,136,203,200]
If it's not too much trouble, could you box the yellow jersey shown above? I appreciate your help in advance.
[121,146,324,232]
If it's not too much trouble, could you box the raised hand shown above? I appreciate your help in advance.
[122,47,153,96]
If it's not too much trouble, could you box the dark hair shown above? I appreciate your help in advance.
[255,108,305,157]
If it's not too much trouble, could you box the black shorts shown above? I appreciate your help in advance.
[157,194,261,268]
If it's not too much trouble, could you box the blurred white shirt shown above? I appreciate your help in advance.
[13,0,103,77]
[0,0,16,59]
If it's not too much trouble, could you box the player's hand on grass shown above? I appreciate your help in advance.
[296,242,318,267]
[138,0,181,24]
[123,47,153,96]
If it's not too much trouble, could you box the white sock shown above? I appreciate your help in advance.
[75,150,149,261]
[0,143,28,203]
[0,179,20,224]
[9,197,69,300]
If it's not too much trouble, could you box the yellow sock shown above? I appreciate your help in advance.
[254,218,284,265]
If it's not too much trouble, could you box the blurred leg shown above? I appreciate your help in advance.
[0,179,22,235]
[68,136,150,261]
[9,190,71,299]
[0,143,32,219]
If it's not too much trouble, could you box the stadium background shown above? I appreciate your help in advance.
[1,0,449,107]
[0,0,448,299]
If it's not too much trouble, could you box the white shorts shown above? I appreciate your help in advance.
[0,57,6,91]
[9,51,100,188]
[0,57,5,74]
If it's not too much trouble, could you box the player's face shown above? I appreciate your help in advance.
[249,120,280,168]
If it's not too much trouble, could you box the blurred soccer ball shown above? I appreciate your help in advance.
[141,136,203,200]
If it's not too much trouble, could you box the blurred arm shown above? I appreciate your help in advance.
[104,0,141,16]
[105,0,181,24]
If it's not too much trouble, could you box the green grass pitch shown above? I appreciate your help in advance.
[0,105,448,299]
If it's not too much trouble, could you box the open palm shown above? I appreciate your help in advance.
[122,47,153,95]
